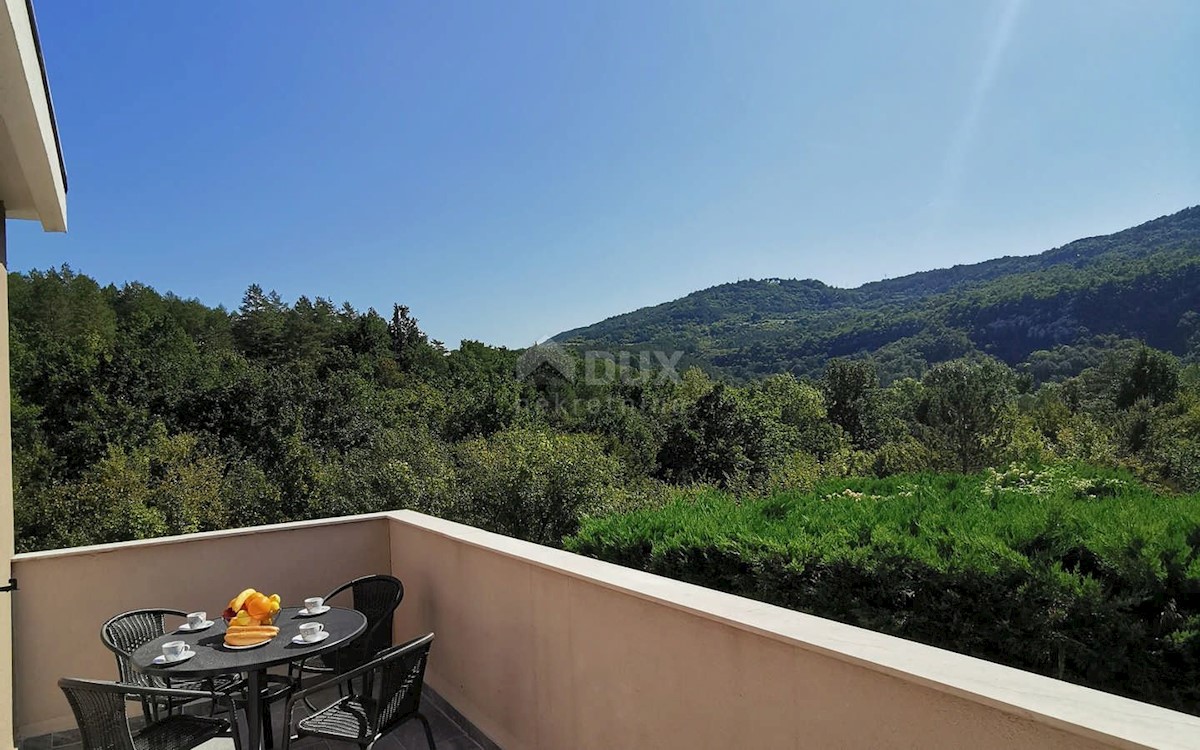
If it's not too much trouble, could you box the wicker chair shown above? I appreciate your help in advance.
[288,575,404,689]
[100,609,240,721]
[282,633,435,750]
[59,678,239,750]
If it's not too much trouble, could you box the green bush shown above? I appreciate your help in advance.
[656,384,770,489]
[15,425,226,550]
[566,463,1200,714]
[308,425,456,519]
[451,427,631,545]
[869,436,932,477]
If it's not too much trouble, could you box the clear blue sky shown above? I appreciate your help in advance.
[10,1,1199,348]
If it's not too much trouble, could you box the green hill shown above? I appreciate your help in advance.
[554,206,1200,381]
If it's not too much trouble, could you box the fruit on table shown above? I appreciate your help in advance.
[245,592,276,619]
[230,588,257,612]
[222,588,283,625]
[224,624,279,647]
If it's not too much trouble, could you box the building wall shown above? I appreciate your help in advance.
[1,213,15,750]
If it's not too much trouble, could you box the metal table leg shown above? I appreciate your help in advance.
[244,669,264,750]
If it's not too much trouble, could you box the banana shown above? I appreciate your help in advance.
[230,588,258,613]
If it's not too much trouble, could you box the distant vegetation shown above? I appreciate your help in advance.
[555,205,1200,382]
[9,207,1200,712]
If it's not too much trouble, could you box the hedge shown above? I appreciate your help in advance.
[565,464,1200,714]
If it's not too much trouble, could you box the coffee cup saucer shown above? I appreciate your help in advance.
[292,631,330,645]
[153,648,196,665]
[178,620,214,632]
[297,605,330,617]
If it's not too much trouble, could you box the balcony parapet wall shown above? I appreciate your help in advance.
[12,510,1200,748]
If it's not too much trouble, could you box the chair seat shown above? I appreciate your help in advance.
[127,674,244,711]
[132,714,228,750]
[296,696,377,742]
[300,653,332,671]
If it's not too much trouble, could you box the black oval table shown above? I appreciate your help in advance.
[131,607,367,750]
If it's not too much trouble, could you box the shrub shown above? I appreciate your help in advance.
[766,451,822,493]
[655,384,770,488]
[566,464,1200,714]
[452,427,629,545]
[309,425,456,518]
[870,436,932,477]
[15,426,226,550]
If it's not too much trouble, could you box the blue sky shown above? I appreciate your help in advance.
[10,1,1199,348]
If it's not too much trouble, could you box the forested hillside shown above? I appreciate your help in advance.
[555,206,1200,381]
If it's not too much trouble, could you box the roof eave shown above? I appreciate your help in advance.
[0,0,67,233]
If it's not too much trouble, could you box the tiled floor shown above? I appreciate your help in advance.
[26,683,491,750]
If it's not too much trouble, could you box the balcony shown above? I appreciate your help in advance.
[11,511,1200,750]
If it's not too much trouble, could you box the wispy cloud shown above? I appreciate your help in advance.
[927,0,1026,221]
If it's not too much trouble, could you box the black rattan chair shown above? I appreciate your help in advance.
[282,633,435,750]
[288,575,404,689]
[59,678,239,750]
[100,609,240,721]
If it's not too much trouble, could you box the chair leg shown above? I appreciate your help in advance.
[203,678,217,717]
[262,708,274,750]
[228,709,245,750]
[417,713,437,750]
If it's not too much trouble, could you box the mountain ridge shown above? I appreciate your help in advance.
[554,205,1200,381]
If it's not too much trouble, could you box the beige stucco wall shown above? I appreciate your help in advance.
[10,515,390,738]
[387,510,1200,750]
[0,256,15,750]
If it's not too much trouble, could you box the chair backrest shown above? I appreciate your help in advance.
[100,609,185,686]
[59,679,136,750]
[324,575,404,673]
[371,633,434,733]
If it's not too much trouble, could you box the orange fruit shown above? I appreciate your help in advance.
[245,592,272,619]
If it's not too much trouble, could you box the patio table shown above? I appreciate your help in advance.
[130,606,367,750]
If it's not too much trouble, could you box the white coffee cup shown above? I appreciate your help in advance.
[162,640,187,660]
[299,622,324,642]
[304,597,323,612]
[186,611,207,628]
